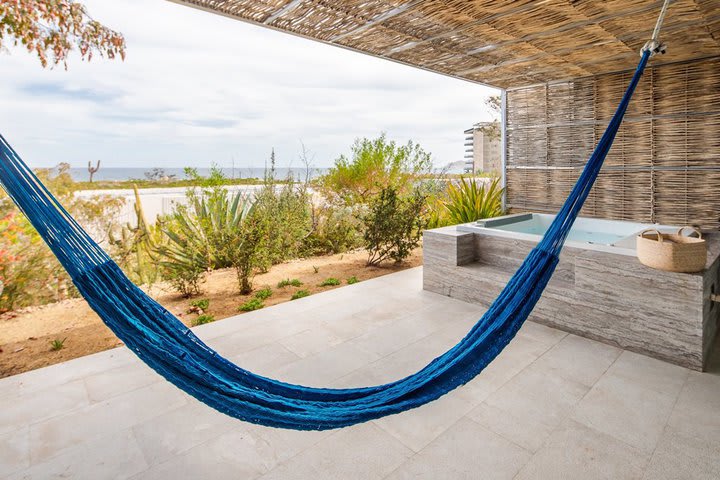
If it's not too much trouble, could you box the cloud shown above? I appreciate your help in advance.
[19,82,122,103]
[0,0,499,169]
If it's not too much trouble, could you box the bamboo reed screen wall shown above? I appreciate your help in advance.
[505,56,720,230]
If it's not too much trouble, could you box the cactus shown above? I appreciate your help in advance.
[87,160,101,183]
[108,185,163,286]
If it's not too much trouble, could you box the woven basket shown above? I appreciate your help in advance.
[636,227,707,273]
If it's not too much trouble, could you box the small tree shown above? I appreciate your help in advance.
[229,212,267,294]
[318,133,433,205]
[363,186,428,266]
[0,1,126,68]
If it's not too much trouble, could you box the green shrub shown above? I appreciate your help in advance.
[304,204,365,255]
[319,277,341,287]
[0,212,70,311]
[363,186,428,266]
[251,152,312,269]
[157,179,269,296]
[291,289,310,300]
[254,287,273,300]
[347,276,359,285]
[317,134,433,205]
[443,176,504,224]
[193,314,215,326]
[229,213,267,294]
[189,298,210,311]
[0,163,137,312]
[277,278,303,288]
[158,244,207,297]
[239,298,264,312]
[49,338,67,351]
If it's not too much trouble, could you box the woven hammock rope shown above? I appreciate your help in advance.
[0,2,670,430]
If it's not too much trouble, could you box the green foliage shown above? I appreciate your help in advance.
[251,153,312,269]
[238,298,264,312]
[363,186,428,266]
[443,177,504,224]
[304,204,365,255]
[254,287,273,300]
[156,173,268,296]
[291,289,310,300]
[347,276,359,285]
[0,164,127,311]
[317,133,433,205]
[229,213,266,295]
[108,186,163,286]
[189,298,210,311]
[49,338,66,351]
[319,277,340,287]
[192,314,215,326]
[0,212,61,311]
[277,278,303,288]
[477,96,502,142]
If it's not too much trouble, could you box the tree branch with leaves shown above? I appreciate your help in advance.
[478,95,501,141]
[0,0,125,68]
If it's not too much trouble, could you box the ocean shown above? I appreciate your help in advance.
[67,167,329,182]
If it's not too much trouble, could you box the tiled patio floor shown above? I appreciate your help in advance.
[1,267,719,479]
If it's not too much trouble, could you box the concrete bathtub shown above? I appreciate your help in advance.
[423,214,720,370]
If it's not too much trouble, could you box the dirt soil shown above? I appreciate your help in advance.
[0,250,421,378]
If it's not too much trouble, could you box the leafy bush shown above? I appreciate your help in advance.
[192,314,215,326]
[251,153,312,269]
[319,277,340,287]
[291,289,310,300]
[157,178,268,296]
[0,212,69,311]
[254,288,273,300]
[317,134,433,205]
[189,298,210,311]
[0,164,127,311]
[239,298,264,312]
[363,186,428,266]
[443,177,504,224]
[156,232,208,297]
[347,276,359,285]
[229,213,267,294]
[304,204,365,255]
[277,278,303,288]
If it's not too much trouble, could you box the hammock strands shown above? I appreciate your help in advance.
[0,51,651,430]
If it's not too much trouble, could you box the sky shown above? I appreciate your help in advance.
[0,0,499,170]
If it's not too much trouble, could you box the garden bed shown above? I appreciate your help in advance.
[0,249,421,378]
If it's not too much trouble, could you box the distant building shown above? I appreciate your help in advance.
[464,122,501,174]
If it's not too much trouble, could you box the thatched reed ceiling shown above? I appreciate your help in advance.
[169,0,720,88]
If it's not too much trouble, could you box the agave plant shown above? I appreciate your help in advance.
[157,190,254,296]
[443,176,504,224]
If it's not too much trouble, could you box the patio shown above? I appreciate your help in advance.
[1,267,719,479]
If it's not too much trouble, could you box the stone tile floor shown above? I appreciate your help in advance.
[1,267,719,479]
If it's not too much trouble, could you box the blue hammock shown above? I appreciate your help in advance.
[0,51,650,430]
